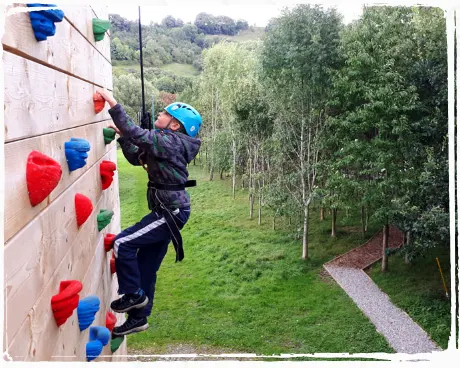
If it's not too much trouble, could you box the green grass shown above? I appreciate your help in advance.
[117,150,394,355]
[369,247,451,349]
[159,63,200,77]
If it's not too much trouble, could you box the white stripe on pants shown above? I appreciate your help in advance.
[114,209,179,258]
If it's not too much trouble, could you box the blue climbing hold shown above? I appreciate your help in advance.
[64,138,90,172]
[77,295,100,331]
[89,326,110,346]
[26,4,64,42]
[86,340,103,362]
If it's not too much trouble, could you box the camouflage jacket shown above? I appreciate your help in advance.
[109,103,201,211]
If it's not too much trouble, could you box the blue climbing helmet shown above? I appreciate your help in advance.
[164,102,202,138]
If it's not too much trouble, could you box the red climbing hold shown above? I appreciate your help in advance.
[93,92,106,114]
[26,151,62,206]
[51,280,83,327]
[100,161,117,190]
[106,311,116,332]
[75,193,93,227]
[110,253,116,274]
[104,233,116,252]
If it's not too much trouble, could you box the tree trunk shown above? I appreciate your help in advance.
[302,202,310,260]
[273,215,276,231]
[258,183,262,225]
[193,158,196,166]
[361,206,366,238]
[331,208,337,238]
[289,217,291,226]
[209,166,214,181]
[404,231,411,264]
[320,207,325,221]
[220,169,224,180]
[381,221,389,272]
[365,207,369,232]
[232,138,236,199]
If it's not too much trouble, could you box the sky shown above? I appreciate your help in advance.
[108,1,366,26]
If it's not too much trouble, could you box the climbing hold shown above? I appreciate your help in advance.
[93,93,106,114]
[100,161,117,190]
[97,209,114,231]
[104,234,116,252]
[65,138,91,172]
[50,280,83,327]
[92,18,110,41]
[75,193,93,227]
[106,311,116,332]
[89,326,110,346]
[26,150,62,207]
[86,326,111,360]
[77,295,100,331]
[102,128,116,145]
[110,253,116,275]
[110,335,124,353]
[86,340,103,362]
[27,4,64,41]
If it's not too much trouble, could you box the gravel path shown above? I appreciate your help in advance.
[324,227,441,354]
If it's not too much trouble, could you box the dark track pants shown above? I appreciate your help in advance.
[113,207,190,318]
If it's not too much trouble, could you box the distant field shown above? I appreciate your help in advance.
[205,27,265,43]
[112,62,199,78]
[112,62,139,75]
[159,63,200,77]
[231,27,265,41]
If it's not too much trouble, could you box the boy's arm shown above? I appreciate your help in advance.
[117,137,142,166]
[109,104,170,159]
[97,89,171,159]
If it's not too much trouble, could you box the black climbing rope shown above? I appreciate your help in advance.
[138,6,152,130]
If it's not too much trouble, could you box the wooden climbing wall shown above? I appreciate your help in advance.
[2,4,127,361]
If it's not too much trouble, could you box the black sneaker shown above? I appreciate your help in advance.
[110,292,148,313]
[112,316,149,336]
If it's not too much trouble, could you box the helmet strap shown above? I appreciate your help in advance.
[164,116,176,131]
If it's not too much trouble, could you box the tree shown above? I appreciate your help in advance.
[262,4,343,259]
[326,6,449,271]
[161,15,177,28]
[109,14,132,32]
[236,19,249,32]
[113,74,158,121]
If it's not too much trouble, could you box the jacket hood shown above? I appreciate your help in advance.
[179,133,201,164]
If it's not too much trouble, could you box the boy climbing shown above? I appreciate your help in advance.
[96,89,202,336]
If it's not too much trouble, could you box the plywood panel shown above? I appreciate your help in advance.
[4,51,111,142]
[51,224,118,361]
[62,5,111,62]
[3,4,112,89]
[6,175,120,360]
[4,120,116,242]
[52,209,124,362]
[4,148,119,344]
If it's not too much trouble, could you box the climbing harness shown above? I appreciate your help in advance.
[148,181,196,262]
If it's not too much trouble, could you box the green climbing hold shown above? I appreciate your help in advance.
[92,18,110,41]
[103,128,116,144]
[97,209,114,231]
[110,335,124,353]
